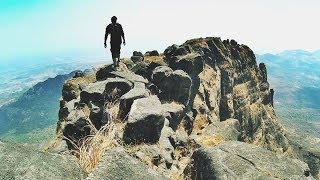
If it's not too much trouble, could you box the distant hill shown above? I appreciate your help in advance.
[257,50,320,134]
[0,72,75,135]
[0,59,106,108]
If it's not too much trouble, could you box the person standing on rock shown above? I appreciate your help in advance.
[104,16,126,68]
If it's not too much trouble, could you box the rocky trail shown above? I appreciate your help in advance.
[0,37,319,180]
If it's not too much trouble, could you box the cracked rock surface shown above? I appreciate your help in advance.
[187,141,312,180]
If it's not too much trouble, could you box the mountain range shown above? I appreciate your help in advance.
[257,50,320,135]
[0,72,75,136]
[0,59,104,142]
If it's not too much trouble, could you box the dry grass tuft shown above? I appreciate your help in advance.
[66,122,118,174]
[185,39,209,49]
[192,115,210,133]
[198,134,224,147]
[71,102,124,174]
[169,173,185,180]
[177,53,199,61]
[144,55,166,65]
[65,74,96,89]
[49,100,124,174]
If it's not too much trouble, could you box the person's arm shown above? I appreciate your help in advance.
[121,25,126,45]
[104,26,109,48]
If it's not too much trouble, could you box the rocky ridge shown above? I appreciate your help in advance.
[55,37,317,179]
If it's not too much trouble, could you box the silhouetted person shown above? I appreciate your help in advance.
[104,16,126,67]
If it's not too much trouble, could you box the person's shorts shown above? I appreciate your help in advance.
[110,43,121,59]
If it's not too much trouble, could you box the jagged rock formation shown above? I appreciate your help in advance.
[56,37,317,179]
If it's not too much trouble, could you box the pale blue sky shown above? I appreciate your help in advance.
[0,0,319,61]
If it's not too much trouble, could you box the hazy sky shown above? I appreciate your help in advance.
[0,0,319,60]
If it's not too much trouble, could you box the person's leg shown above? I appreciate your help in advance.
[110,44,117,68]
[111,42,121,67]
[115,45,121,67]
[116,58,119,67]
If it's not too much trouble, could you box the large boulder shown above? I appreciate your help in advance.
[62,83,81,102]
[131,61,162,80]
[57,99,84,132]
[123,96,165,144]
[187,141,312,180]
[109,70,148,84]
[161,102,185,130]
[96,64,114,81]
[86,148,167,180]
[201,118,240,141]
[58,99,79,121]
[80,77,133,104]
[133,51,144,57]
[62,75,96,101]
[103,78,133,102]
[165,51,204,76]
[0,141,84,180]
[118,82,150,120]
[164,44,190,58]
[131,55,144,63]
[152,66,192,105]
[80,80,109,105]
[63,118,92,149]
[145,50,160,56]
[131,51,144,63]
[152,66,173,82]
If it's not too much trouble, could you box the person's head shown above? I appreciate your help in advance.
[111,16,117,24]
